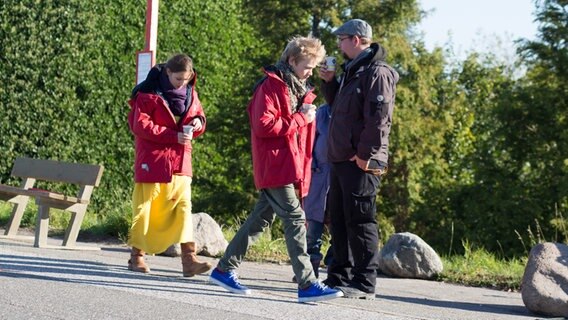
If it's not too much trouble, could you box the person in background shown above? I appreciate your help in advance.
[127,53,212,277]
[209,36,343,303]
[303,103,333,279]
[319,19,399,300]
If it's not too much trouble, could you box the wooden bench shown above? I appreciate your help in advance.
[0,157,104,249]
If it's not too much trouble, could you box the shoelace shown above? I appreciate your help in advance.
[316,282,327,290]
[308,281,328,291]
[228,272,243,285]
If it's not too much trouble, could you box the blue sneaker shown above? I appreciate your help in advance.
[298,281,343,303]
[209,267,251,295]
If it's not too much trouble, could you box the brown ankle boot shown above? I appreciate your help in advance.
[180,242,212,277]
[128,247,150,273]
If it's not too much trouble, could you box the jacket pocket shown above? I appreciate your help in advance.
[135,145,173,182]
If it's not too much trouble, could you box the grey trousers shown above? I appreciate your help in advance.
[217,184,316,288]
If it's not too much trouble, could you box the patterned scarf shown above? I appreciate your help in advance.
[274,61,309,112]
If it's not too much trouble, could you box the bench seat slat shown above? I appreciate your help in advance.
[0,185,87,204]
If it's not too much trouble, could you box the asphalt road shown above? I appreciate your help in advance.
[0,233,544,320]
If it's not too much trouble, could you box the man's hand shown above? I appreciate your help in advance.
[350,154,368,171]
[350,155,386,176]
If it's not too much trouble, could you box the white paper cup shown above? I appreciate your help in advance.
[325,56,336,71]
[183,125,194,139]
[301,103,316,112]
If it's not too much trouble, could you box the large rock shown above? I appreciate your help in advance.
[378,232,443,279]
[159,212,228,257]
[521,242,568,317]
[160,243,182,257]
[192,212,228,257]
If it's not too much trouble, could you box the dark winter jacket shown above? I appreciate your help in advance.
[322,43,399,165]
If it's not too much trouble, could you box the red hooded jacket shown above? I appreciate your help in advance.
[247,69,316,197]
[128,75,205,183]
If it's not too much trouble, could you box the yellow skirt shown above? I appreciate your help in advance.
[128,175,193,254]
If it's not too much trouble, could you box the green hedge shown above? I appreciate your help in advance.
[0,0,260,221]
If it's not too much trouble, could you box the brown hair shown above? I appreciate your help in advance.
[166,54,194,78]
[359,37,372,45]
[280,36,326,65]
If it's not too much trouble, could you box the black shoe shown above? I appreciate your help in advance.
[322,278,338,288]
[336,286,376,300]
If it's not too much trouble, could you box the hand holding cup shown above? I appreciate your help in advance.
[319,56,337,82]
[177,125,194,145]
[301,103,316,123]
[324,56,336,71]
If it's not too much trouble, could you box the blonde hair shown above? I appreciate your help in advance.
[280,36,326,65]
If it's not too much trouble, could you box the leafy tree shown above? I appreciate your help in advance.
[442,54,518,255]
[431,0,567,256]
[494,0,568,249]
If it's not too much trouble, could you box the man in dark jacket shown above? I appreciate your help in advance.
[319,19,399,300]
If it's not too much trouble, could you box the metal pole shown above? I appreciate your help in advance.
[136,0,159,84]
[144,0,159,62]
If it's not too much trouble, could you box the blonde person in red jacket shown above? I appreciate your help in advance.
[127,53,211,277]
[209,36,343,303]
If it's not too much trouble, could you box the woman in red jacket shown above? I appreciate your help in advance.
[209,36,343,303]
[127,53,211,277]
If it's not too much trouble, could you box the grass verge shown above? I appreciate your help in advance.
[437,242,526,292]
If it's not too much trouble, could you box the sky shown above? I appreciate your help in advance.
[417,0,539,58]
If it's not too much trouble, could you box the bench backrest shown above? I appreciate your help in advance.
[11,157,104,187]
